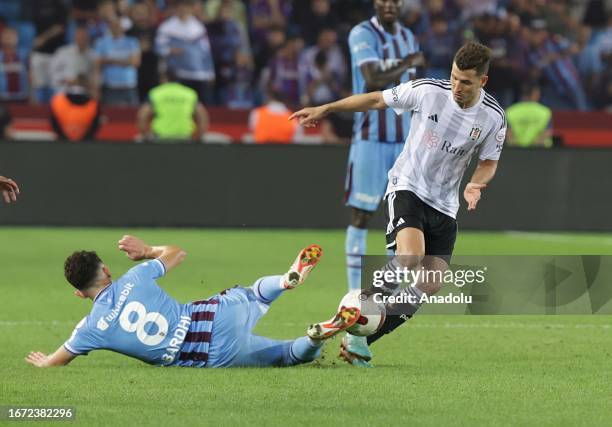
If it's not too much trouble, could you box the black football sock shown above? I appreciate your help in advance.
[367,284,424,345]
[366,314,410,345]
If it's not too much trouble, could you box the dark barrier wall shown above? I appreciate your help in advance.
[0,142,610,231]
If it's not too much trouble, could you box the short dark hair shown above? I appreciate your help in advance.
[453,41,492,76]
[64,251,103,290]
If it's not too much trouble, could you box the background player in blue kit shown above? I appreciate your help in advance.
[343,0,423,366]
[24,235,359,368]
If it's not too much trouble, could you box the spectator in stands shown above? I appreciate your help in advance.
[298,27,346,105]
[50,26,95,93]
[250,0,292,52]
[293,0,339,46]
[421,14,459,79]
[526,19,589,111]
[262,33,303,107]
[207,1,253,105]
[0,27,29,101]
[91,0,133,39]
[541,0,585,45]
[30,0,67,103]
[253,23,285,87]
[156,0,215,104]
[93,18,141,106]
[580,15,612,108]
[136,69,209,142]
[127,2,159,102]
[71,0,99,24]
[299,32,346,106]
[249,87,301,144]
[227,50,256,109]
[594,44,612,110]
[86,0,117,41]
[50,74,100,142]
[475,12,522,107]
[0,103,13,139]
[506,83,553,147]
[204,0,250,41]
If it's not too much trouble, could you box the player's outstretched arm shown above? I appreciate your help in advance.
[0,175,20,204]
[118,235,186,273]
[289,92,387,127]
[464,160,498,211]
[25,346,76,368]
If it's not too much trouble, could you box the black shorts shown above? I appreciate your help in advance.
[384,190,457,264]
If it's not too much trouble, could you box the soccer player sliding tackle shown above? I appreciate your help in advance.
[25,236,359,368]
[292,41,506,367]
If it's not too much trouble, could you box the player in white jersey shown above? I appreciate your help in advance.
[291,42,506,366]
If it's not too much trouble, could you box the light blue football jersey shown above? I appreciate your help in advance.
[64,260,194,366]
[348,16,419,143]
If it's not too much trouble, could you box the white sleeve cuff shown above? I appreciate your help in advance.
[63,342,82,355]
[357,57,380,66]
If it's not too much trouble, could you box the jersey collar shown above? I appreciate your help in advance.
[93,283,112,303]
[370,16,399,36]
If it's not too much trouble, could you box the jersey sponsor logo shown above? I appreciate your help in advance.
[97,317,109,331]
[424,129,440,149]
[104,282,135,323]
[469,124,483,141]
[441,141,466,157]
[391,86,399,102]
[352,41,371,54]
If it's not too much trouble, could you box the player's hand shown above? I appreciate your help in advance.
[0,176,20,204]
[405,52,425,68]
[288,106,329,128]
[464,182,486,211]
[118,235,149,261]
[25,351,50,368]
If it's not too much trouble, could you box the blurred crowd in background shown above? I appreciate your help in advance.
[0,0,610,113]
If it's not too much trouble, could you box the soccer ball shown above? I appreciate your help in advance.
[339,290,386,337]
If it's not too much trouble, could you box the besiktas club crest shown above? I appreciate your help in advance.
[469,124,483,141]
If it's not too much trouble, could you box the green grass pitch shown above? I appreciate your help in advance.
[1,228,611,426]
